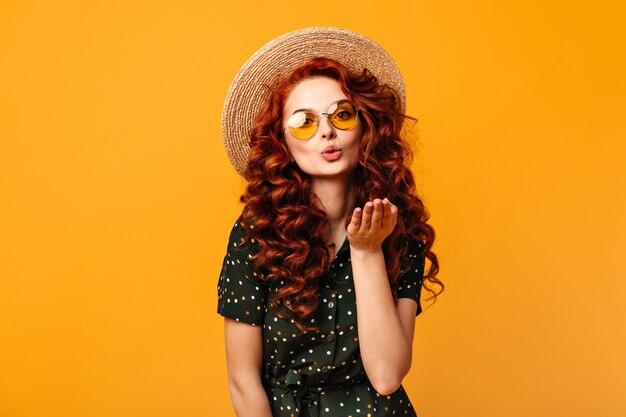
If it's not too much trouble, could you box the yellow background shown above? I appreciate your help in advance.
[1,1,625,416]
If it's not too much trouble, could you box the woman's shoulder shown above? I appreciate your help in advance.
[225,207,260,255]
[403,233,426,254]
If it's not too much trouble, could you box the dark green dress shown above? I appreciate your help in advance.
[217,211,426,417]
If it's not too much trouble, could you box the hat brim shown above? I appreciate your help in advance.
[221,27,406,177]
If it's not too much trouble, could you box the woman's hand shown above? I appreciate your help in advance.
[347,198,398,253]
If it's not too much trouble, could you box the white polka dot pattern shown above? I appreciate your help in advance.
[217,212,425,416]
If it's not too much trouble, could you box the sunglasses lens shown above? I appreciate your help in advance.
[329,101,358,130]
[286,111,317,140]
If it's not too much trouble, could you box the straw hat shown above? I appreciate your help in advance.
[221,26,406,177]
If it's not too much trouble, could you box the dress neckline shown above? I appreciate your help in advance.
[333,235,350,259]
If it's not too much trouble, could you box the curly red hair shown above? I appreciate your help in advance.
[238,57,442,332]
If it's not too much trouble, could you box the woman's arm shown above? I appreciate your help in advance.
[347,198,416,395]
[350,247,416,395]
[224,318,273,417]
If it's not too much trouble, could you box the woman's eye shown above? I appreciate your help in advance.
[335,111,351,120]
[289,112,315,128]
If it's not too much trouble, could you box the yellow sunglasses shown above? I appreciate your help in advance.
[283,99,360,141]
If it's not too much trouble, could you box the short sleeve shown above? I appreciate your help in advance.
[216,216,268,326]
[396,239,426,316]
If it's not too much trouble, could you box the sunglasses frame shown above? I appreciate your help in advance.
[282,99,360,141]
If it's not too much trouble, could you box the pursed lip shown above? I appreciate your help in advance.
[321,145,340,154]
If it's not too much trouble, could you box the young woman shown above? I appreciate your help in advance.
[217,27,442,417]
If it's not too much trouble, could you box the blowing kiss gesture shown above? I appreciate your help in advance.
[347,197,398,252]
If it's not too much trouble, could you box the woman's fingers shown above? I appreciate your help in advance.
[348,207,362,233]
[382,198,392,228]
[348,198,399,249]
[353,207,362,222]
[384,198,398,229]
[360,201,373,232]
[371,198,383,228]
[351,198,397,237]
[390,201,398,228]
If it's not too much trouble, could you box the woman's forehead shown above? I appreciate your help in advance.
[283,77,348,114]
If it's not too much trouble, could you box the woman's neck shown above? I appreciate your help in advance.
[311,175,354,227]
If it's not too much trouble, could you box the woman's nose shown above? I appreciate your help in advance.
[319,115,336,140]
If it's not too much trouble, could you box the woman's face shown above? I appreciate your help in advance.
[282,77,363,180]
